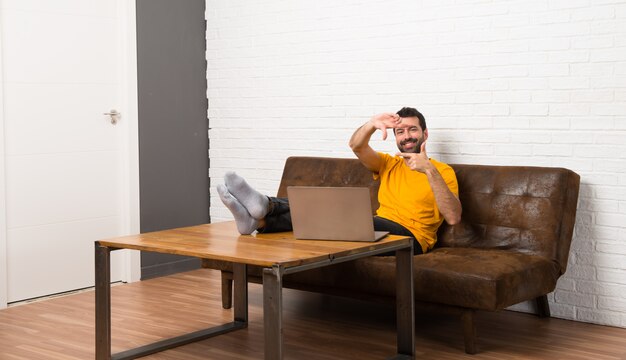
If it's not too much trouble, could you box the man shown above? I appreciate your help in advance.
[217,107,461,254]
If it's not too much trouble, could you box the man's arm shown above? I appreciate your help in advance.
[398,142,462,225]
[349,113,401,172]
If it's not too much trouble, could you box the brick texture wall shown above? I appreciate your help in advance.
[206,0,626,327]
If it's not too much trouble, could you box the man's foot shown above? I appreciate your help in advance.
[224,171,270,219]
[217,184,259,235]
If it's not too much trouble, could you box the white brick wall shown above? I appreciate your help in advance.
[206,0,626,328]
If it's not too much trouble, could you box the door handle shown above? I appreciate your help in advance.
[104,109,121,125]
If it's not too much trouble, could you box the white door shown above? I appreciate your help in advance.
[0,0,140,305]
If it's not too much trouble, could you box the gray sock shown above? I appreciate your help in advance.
[217,184,259,235]
[224,171,270,220]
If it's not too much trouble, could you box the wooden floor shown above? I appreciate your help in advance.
[1,269,625,360]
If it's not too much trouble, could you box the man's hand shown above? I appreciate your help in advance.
[369,113,401,140]
[398,141,463,224]
[396,142,432,173]
[350,111,401,173]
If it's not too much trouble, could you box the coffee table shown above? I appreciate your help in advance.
[95,221,415,359]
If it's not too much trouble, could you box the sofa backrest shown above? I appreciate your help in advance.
[277,157,380,212]
[277,156,580,275]
[437,164,580,275]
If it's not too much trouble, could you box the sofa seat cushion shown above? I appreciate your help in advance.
[412,248,561,310]
[280,248,561,311]
[204,247,561,311]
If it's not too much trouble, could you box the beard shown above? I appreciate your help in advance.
[397,137,423,153]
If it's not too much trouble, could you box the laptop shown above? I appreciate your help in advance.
[287,186,388,242]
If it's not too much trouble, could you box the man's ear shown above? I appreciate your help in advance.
[423,129,429,141]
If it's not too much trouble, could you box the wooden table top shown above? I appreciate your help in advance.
[96,221,411,268]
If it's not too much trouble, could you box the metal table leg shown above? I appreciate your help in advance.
[233,263,248,324]
[394,246,415,359]
[95,243,112,360]
[94,244,249,360]
[263,265,284,360]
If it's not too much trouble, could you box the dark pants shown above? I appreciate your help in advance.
[258,197,423,255]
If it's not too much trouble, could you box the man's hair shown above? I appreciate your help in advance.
[396,107,427,130]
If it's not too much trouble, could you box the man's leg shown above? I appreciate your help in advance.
[257,197,293,233]
[218,171,293,234]
[373,216,423,255]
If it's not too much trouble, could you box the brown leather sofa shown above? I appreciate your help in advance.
[203,156,580,354]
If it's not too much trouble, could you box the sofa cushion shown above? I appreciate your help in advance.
[271,247,560,311]
[205,247,561,311]
[411,248,561,310]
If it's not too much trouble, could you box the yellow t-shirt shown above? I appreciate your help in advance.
[374,152,459,253]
